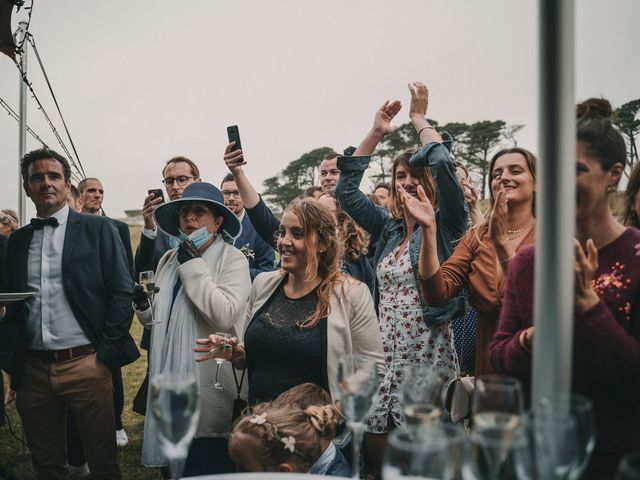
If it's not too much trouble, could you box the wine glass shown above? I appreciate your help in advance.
[532,410,579,479]
[401,364,445,425]
[439,423,475,480]
[210,332,232,390]
[337,352,382,480]
[471,375,524,479]
[139,270,159,324]
[539,393,595,480]
[150,373,200,480]
[616,452,640,480]
[382,424,452,479]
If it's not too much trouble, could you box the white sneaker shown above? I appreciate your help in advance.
[69,462,90,479]
[116,428,129,447]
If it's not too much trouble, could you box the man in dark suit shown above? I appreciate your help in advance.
[76,177,134,454]
[220,173,274,280]
[134,156,202,277]
[0,148,139,479]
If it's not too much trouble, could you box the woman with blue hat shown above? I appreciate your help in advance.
[135,182,251,476]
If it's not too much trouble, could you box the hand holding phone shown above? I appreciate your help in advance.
[148,189,165,203]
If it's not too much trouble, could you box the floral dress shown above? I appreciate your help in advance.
[368,246,458,433]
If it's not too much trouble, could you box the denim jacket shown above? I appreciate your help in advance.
[335,142,468,326]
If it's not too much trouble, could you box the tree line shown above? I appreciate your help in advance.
[262,98,639,213]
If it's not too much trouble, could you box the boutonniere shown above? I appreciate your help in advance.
[240,243,255,260]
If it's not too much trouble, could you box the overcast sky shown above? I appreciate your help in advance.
[1,0,638,219]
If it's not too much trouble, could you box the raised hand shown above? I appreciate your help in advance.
[224,142,246,176]
[397,184,436,229]
[574,239,600,315]
[142,192,164,230]
[372,100,402,136]
[408,82,429,119]
[489,184,509,249]
[461,179,479,209]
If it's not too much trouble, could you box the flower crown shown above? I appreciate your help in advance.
[249,412,306,458]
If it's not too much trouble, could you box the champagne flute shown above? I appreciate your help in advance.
[471,375,524,479]
[338,352,382,480]
[382,424,452,480]
[401,364,445,425]
[139,270,159,324]
[532,411,579,479]
[150,373,199,480]
[210,332,232,390]
[616,452,640,480]
[539,393,595,480]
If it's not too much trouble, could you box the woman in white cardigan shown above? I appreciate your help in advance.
[195,198,384,468]
[135,182,251,477]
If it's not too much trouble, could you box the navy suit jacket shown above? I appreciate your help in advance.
[1,210,139,390]
[234,212,275,281]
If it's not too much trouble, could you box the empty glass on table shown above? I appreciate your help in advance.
[150,373,200,480]
[338,352,382,480]
[401,364,445,425]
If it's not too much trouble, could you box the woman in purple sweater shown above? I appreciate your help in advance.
[490,98,640,479]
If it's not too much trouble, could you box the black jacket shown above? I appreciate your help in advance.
[0,210,139,390]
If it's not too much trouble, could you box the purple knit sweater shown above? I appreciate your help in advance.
[490,228,640,478]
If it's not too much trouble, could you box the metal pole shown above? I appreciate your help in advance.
[532,0,576,405]
[16,21,28,226]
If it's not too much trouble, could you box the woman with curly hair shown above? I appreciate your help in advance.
[318,189,374,294]
[196,197,383,406]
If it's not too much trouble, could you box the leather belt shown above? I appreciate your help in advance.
[27,344,96,363]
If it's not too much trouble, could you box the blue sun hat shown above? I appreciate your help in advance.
[153,182,242,239]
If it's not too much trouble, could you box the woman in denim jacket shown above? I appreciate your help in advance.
[335,83,467,456]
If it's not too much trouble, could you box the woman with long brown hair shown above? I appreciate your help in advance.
[402,147,537,376]
[196,197,383,406]
[335,83,467,455]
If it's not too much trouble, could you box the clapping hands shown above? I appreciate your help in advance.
[397,183,436,229]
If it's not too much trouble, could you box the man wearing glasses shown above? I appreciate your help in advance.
[220,173,274,280]
[134,156,202,276]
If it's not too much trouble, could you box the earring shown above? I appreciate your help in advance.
[606,185,616,194]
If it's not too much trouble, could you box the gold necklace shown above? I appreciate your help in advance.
[507,223,534,240]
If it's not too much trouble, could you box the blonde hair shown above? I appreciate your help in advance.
[229,404,340,472]
[387,149,437,219]
[272,383,332,410]
[282,198,345,329]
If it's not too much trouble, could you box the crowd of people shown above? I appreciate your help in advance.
[0,83,639,480]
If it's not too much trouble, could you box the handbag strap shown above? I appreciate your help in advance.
[232,366,246,399]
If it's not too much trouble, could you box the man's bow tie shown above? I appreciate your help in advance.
[30,217,59,230]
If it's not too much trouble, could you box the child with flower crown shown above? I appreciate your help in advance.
[228,403,352,477]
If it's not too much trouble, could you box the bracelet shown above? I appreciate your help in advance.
[417,125,436,136]
[518,328,533,354]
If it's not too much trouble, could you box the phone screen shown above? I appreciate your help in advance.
[148,189,165,203]
[227,125,242,153]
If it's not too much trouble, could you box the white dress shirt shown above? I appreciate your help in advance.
[24,204,91,350]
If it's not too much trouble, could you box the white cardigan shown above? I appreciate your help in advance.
[138,238,251,440]
[243,270,384,401]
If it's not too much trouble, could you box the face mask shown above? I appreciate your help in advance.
[169,224,215,250]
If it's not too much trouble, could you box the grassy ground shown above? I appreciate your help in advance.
[0,225,161,479]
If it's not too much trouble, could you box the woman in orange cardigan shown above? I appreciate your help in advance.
[401,147,537,376]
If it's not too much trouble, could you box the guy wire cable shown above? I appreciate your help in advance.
[28,34,86,178]
[13,55,84,181]
[0,96,48,147]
